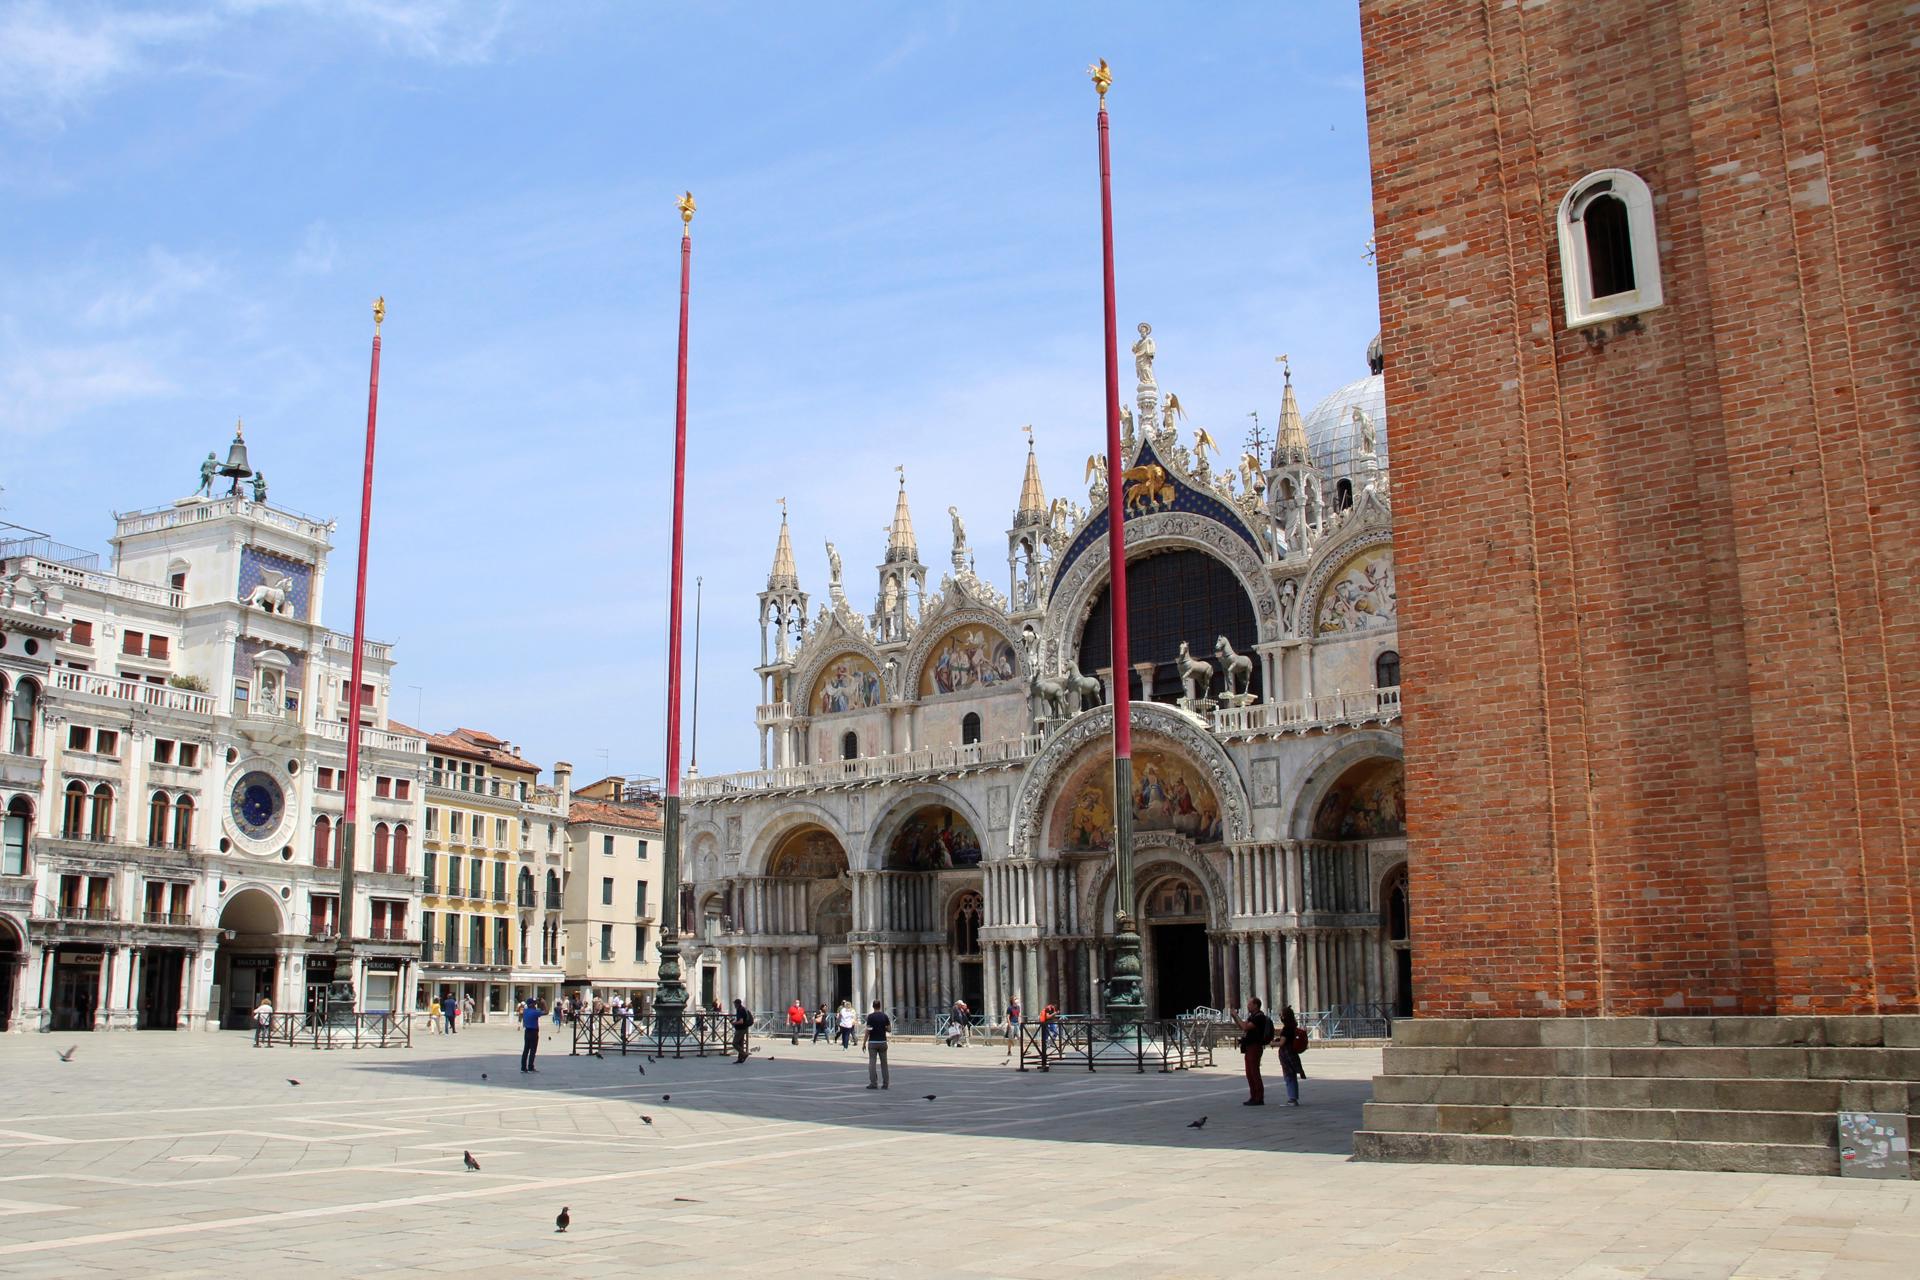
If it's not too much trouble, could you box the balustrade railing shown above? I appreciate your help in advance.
[115,496,333,544]
[13,556,182,608]
[52,668,213,715]
[688,732,1044,798]
[315,720,425,755]
[1211,686,1401,737]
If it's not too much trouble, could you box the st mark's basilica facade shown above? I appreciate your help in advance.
[683,331,1408,1026]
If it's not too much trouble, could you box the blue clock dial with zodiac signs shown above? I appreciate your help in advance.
[230,770,285,839]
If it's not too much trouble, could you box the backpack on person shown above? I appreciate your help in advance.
[1289,1026,1310,1055]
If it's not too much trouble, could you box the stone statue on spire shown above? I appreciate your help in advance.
[1132,322,1156,388]
[948,505,968,571]
[825,540,846,607]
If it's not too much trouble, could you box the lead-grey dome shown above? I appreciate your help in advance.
[1302,369,1388,481]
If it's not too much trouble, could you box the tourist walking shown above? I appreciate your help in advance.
[520,998,543,1073]
[252,996,273,1047]
[1236,996,1276,1105]
[812,1004,829,1043]
[836,1001,857,1049]
[863,1000,892,1090]
[444,992,459,1034]
[731,998,753,1063]
[946,998,970,1047]
[1277,1005,1307,1106]
[463,994,476,1026]
[426,996,441,1034]
[786,998,806,1044]
[1005,995,1021,1058]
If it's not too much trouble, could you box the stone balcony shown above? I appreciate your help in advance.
[12,556,184,609]
[50,668,214,716]
[113,495,334,546]
[314,720,425,755]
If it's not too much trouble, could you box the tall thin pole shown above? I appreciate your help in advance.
[335,296,385,1007]
[654,193,696,1029]
[690,576,703,775]
[1092,60,1143,1026]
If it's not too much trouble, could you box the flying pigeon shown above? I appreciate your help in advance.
[555,1207,571,1233]
[1187,1116,1208,1130]
[463,1151,480,1171]
[56,1046,77,1062]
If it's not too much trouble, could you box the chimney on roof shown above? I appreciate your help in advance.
[554,760,572,798]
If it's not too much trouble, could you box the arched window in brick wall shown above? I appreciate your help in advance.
[1557,169,1664,329]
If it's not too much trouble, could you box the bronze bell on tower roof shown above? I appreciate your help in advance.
[217,420,252,492]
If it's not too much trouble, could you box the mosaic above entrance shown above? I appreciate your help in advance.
[920,626,1017,696]
[811,653,884,715]
[1317,545,1397,634]
[770,828,849,878]
[1057,746,1224,851]
[887,805,983,870]
[1313,759,1405,840]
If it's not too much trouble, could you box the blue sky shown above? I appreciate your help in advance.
[0,1,1379,782]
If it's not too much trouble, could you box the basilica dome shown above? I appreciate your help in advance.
[1302,335,1388,479]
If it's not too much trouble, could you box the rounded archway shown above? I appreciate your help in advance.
[1138,864,1212,1019]
[0,915,22,1033]
[884,805,983,870]
[768,826,849,880]
[1077,547,1261,704]
[214,887,283,1030]
[1312,759,1405,841]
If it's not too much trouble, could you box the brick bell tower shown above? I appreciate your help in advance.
[1354,2,1919,1174]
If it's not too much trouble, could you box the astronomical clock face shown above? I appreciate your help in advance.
[229,769,287,842]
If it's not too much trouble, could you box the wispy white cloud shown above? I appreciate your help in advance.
[221,0,515,65]
[0,333,177,435]
[80,247,222,327]
[0,1,208,124]
[290,219,338,276]
[0,0,516,124]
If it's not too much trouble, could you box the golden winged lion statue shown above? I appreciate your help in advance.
[1122,463,1175,515]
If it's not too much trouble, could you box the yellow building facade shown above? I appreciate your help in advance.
[415,727,542,1020]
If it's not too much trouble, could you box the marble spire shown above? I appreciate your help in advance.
[1014,434,1047,527]
[767,509,800,590]
[1273,363,1311,465]
[885,471,918,563]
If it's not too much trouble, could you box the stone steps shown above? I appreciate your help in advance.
[1351,1129,1841,1176]
[1353,1016,1920,1177]
[1370,1071,1916,1113]
[1363,1099,1916,1146]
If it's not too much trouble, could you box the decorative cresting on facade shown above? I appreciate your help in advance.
[900,605,1026,700]
[1039,516,1284,680]
[1298,525,1394,642]
[1084,837,1233,932]
[1007,703,1252,858]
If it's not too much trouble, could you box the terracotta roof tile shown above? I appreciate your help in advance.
[424,726,541,774]
[567,797,662,832]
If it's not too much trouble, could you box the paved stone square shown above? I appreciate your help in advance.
[0,1026,1914,1278]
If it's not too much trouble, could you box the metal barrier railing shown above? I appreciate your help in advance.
[256,1011,413,1049]
[569,1010,738,1059]
[1301,1002,1394,1040]
[1015,1015,1217,1074]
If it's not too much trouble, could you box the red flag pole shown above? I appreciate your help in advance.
[655,194,696,1029]
[1092,60,1143,1025]
[335,296,385,1005]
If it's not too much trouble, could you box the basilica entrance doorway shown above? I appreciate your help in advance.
[1150,924,1209,1018]
[831,962,852,1008]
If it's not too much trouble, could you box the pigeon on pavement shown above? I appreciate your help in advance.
[923,1095,937,1101]
[641,1115,654,1125]
[287,1079,301,1087]
[555,1207,570,1233]
[1187,1117,1208,1130]
[662,1094,671,1102]
[463,1151,480,1171]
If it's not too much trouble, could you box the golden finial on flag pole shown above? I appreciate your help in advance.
[677,191,696,229]
[373,296,386,334]
[1088,58,1112,100]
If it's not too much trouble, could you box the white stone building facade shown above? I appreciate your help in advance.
[684,336,1412,1026]
[0,453,426,1032]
